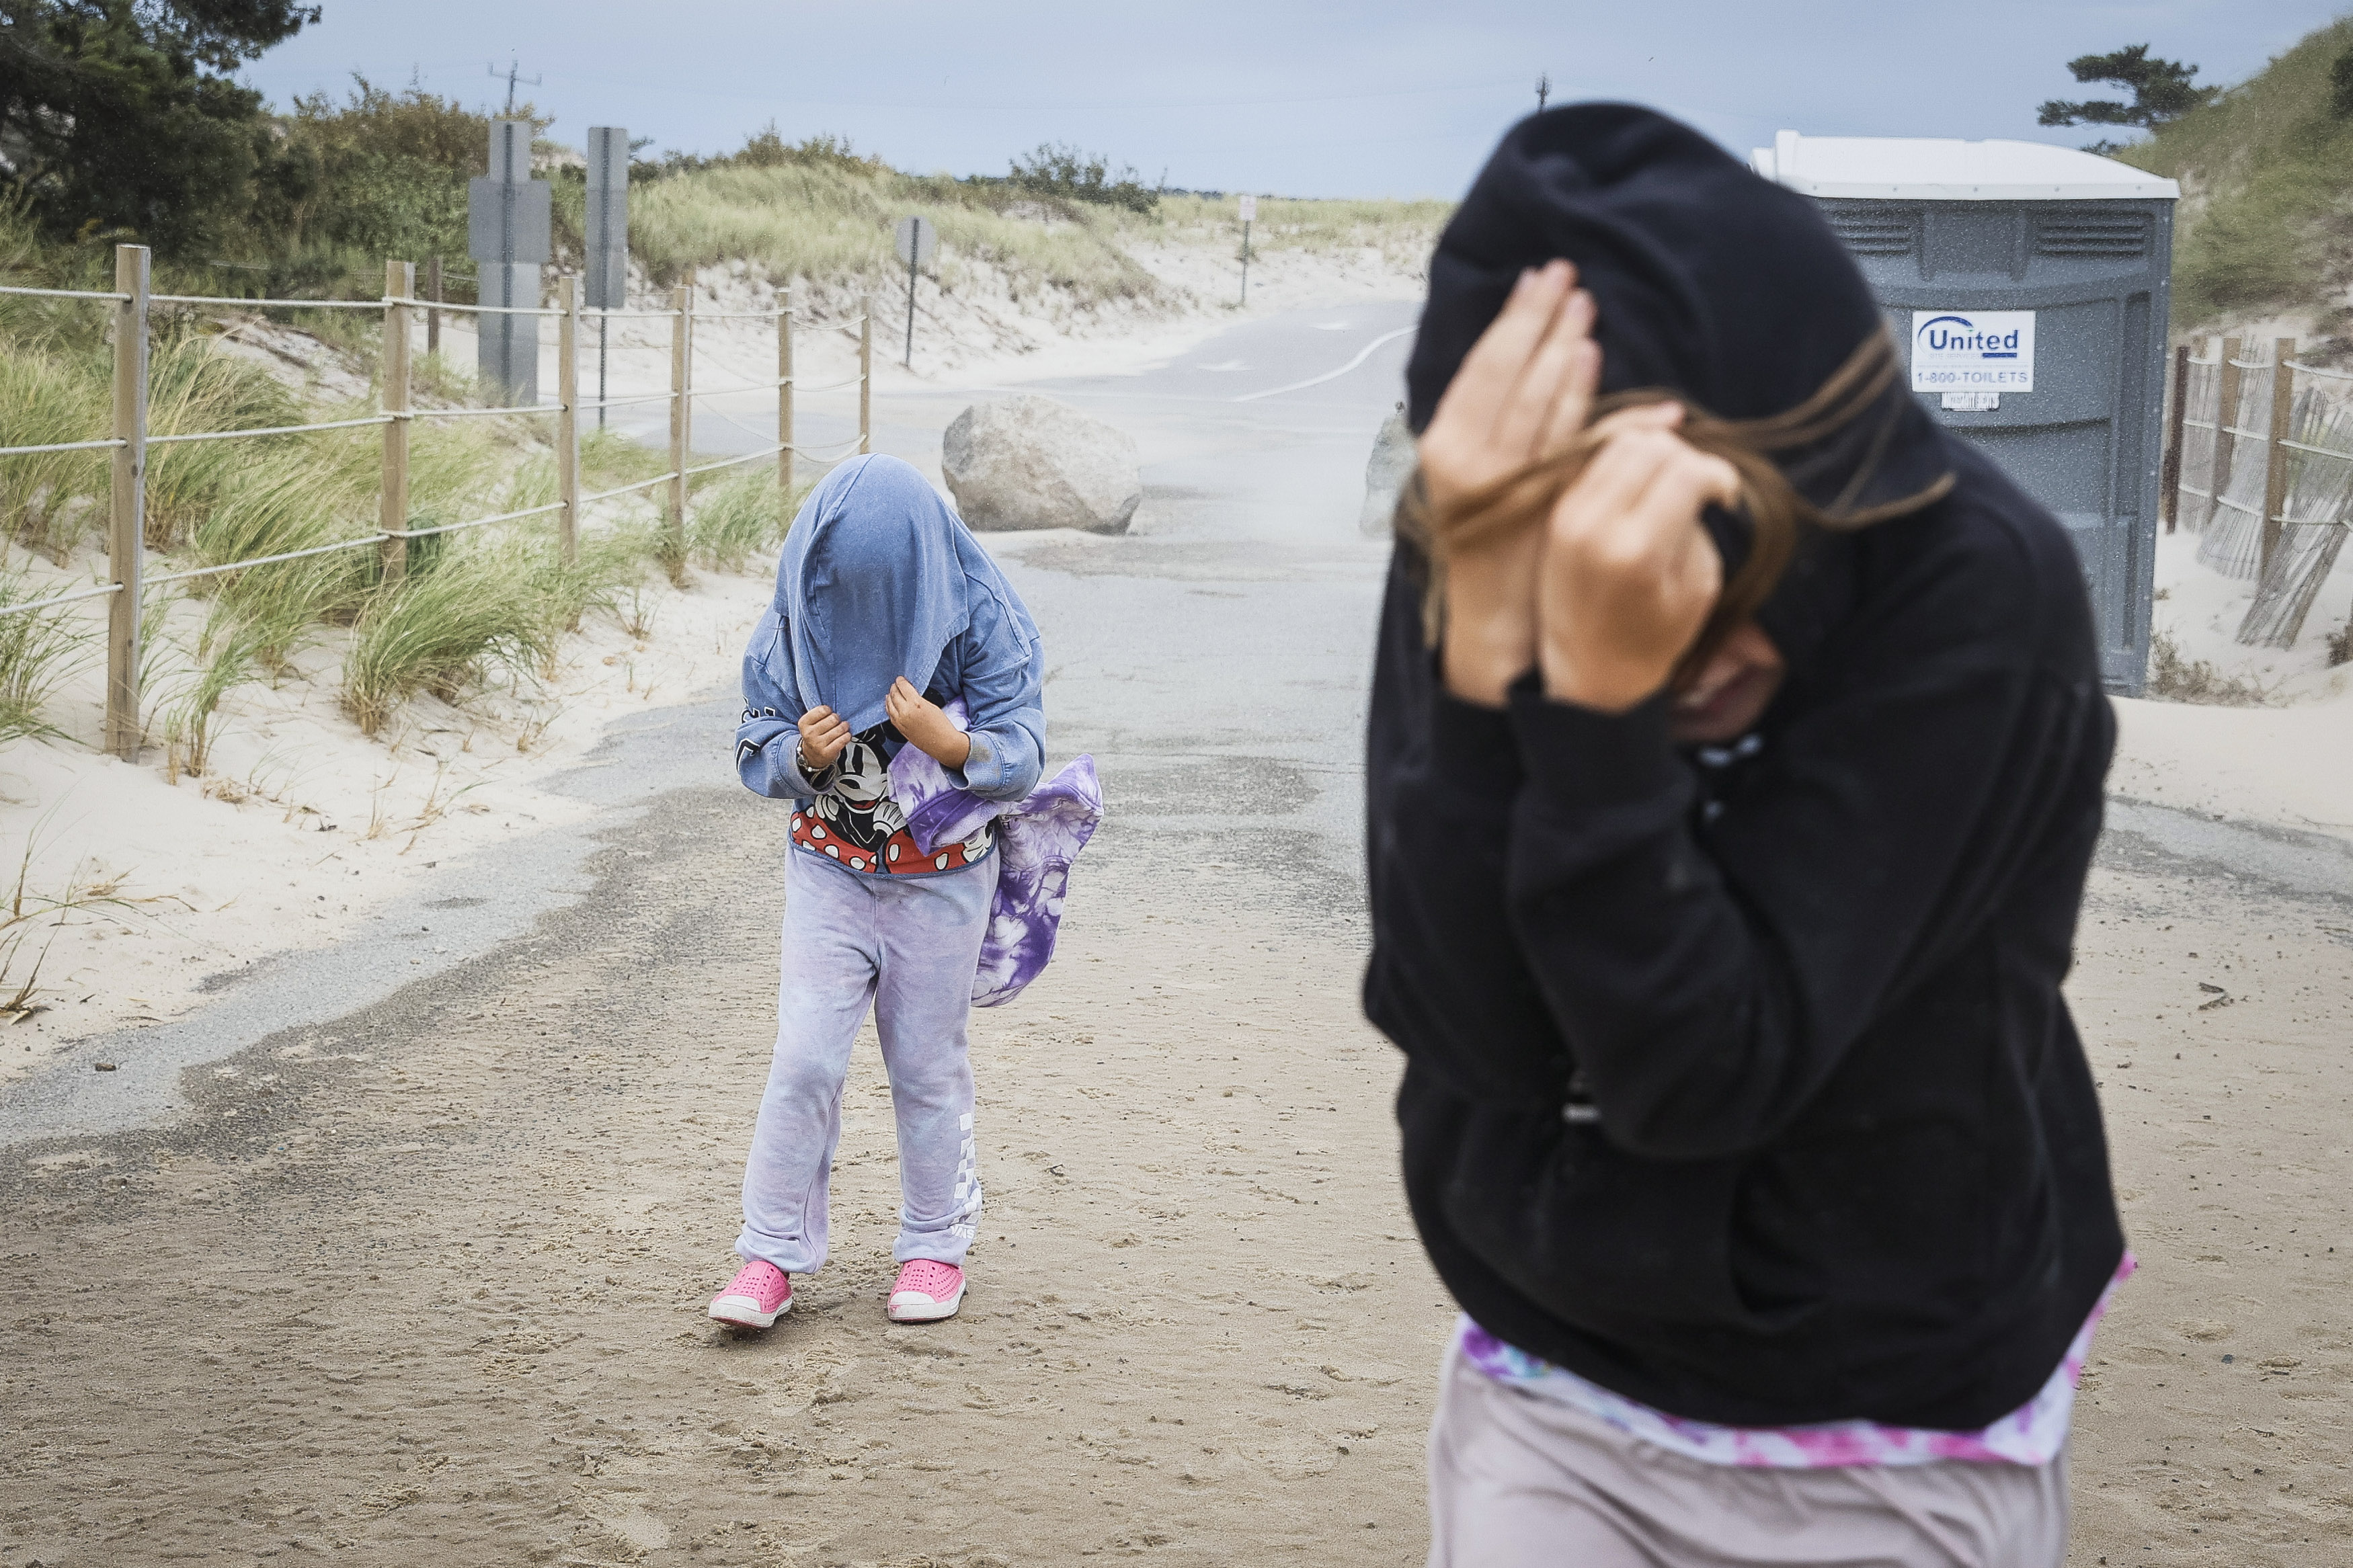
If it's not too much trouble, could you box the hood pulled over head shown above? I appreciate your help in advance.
[1405,104,1954,657]
[772,453,1027,733]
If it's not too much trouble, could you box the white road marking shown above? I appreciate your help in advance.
[1233,326,1415,403]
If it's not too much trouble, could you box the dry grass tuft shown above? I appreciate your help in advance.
[2145,629,2279,705]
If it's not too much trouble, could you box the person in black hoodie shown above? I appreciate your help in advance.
[1364,106,2128,1565]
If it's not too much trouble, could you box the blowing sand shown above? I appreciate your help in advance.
[3,734,2349,1567]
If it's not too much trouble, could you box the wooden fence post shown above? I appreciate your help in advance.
[779,283,795,504]
[379,259,414,585]
[2207,335,2244,534]
[2161,342,2190,533]
[2260,336,2297,583]
[858,297,872,456]
[426,255,442,357]
[104,243,149,761]
[557,273,580,567]
[667,281,693,575]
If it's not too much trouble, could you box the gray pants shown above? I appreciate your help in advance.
[735,850,994,1275]
[1426,1342,2069,1568]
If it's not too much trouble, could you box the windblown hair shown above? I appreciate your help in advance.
[1400,329,1955,686]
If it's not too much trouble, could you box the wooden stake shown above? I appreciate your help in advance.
[379,259,414,585]
[2260,336,2297,583]
[426,255,442,357]
[779,283,795,504]
[858,297,872,456]
[104,244,149,761]
[2161,342,2190,534]
[668,281,692,574]
[556,273,580,567]
[2209,335,2244,534]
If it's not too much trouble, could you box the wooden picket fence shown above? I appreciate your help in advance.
[0,243,873,759]
[2163,333,2353,650]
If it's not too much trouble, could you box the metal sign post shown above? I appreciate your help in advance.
[586,126,629,431]
[1238,194,1257,306]
[467,120,552,402]
[893,216,937,370]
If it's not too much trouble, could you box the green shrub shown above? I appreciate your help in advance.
[1006,144,1160,214]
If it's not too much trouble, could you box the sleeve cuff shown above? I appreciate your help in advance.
[1505,679,1681,811]
[1425,657,1527,792]
[953,729,1003,793]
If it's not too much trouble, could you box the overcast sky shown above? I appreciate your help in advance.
[241,1,2348,198]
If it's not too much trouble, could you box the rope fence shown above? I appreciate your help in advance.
[0,582,124,618]
[149,293,387,311]
[0,284,130,302]
[0,245,876,760]
[149,413,395,446]
[0,437,129,457]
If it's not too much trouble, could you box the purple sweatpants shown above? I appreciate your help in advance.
[734,848,995,1275]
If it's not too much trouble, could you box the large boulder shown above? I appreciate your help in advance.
[1359,403,1415,537]
[942,395,1142,534]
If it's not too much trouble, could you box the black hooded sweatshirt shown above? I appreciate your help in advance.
[1363,106,2125,1430]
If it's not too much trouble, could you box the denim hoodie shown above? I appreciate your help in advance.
[733,455,1044,806]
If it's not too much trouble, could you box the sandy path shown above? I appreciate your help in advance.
[2,778,1451,1567]
[8,764,2350,1568]
[2063,829,2353,1564]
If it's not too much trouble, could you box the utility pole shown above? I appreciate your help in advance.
[489,60,541,117]
[1536,74,1552,113]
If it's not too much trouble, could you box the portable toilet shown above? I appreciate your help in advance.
[1753,132,2180,696]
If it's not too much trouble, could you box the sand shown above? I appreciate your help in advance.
[3,715,2348,1567]
[1,781,1453,1567]
[2063,832,2353,1563]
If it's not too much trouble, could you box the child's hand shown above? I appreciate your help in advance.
[885,677,973,770]
[797,704,852,771]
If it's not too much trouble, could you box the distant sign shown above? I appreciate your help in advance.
[1238,194,1258,222]
[1911,310,2035,394]
[894,216,938,268]
[585,126,629,311]
[468,120,551,265]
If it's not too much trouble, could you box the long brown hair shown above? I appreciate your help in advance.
[1400,329,1955,687]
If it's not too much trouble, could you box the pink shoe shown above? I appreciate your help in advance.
[887,1260,965,1322]
[709,1260,792,1327]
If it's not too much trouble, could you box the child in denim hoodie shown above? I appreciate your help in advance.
[709,454,1043,1328]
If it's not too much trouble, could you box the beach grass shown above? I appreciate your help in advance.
[690,464,804,574]
[0,565,92,743]
[631,159,1164,311]
[2115,15,2353,327]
